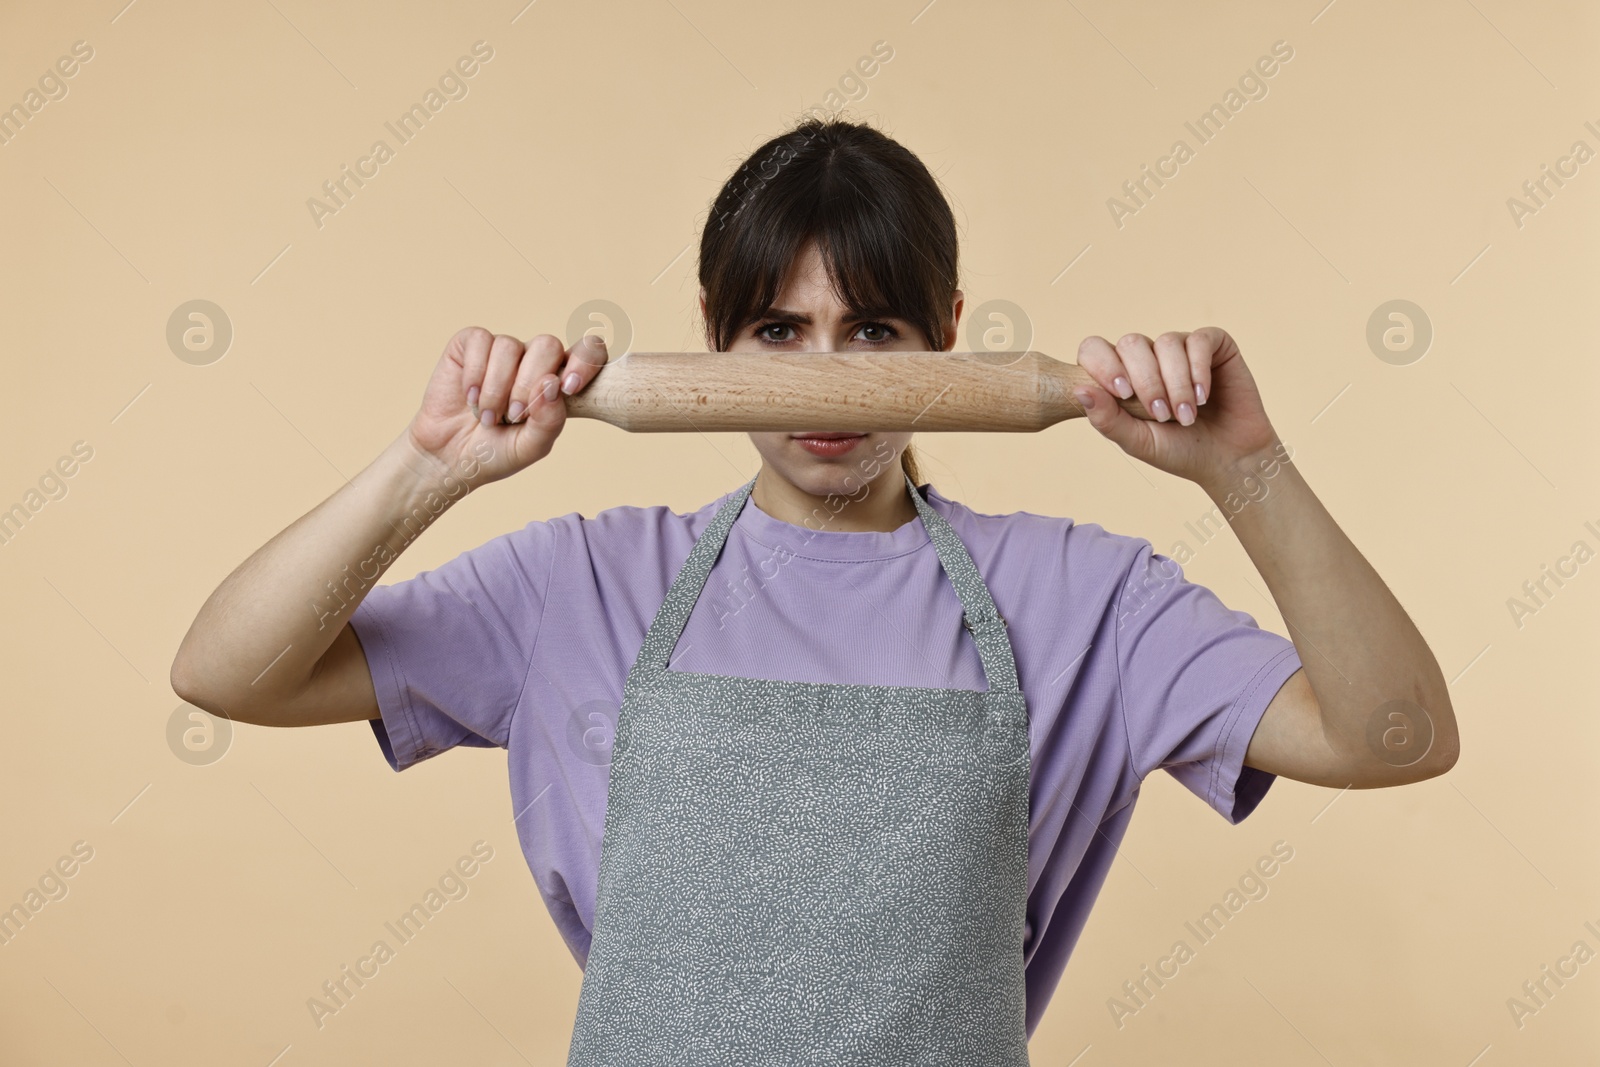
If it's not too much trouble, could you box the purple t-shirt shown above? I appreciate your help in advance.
[350,479,1302,1036]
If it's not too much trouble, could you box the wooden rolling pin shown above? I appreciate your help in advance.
[558,350,1154,432]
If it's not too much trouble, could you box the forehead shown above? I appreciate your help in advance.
[769,241,898,320]
[773,243,835,304]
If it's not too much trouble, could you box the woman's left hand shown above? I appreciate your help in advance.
[1073,327,1280,488]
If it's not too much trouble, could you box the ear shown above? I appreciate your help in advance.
[942,289,965,351]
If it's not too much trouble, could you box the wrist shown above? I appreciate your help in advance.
[383,433,486,512]
[1199,437,1297,504]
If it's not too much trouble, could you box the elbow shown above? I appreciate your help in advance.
[1398,685,1460,783]
[169,634,209,705]
[169,651,201,707]
[1421,732,1461,780]
[1397,725,1459,784]
[170,653,259,727]
[1418,695,1462,780]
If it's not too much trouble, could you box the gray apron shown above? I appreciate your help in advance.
[567,471,1031,1066]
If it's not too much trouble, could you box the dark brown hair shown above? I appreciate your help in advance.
[698,117,961,488]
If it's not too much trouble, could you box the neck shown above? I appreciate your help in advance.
[751,466,919,533]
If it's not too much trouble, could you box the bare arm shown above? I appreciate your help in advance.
[170,327,610,727]
[171,433,465,726]
[1071,327,1459,789]
[1202,443,1459,786]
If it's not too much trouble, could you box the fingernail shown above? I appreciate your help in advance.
[1194,382,1206,405]
[1074,388,1095,410]
[1177,401,1195,425]
[507,400,525,422]
[1151,397,1171,422]
[543,378,560,402]
[562,372,581,395]
[1113,376,1133,399]
[479,408,495,427]
[467,385,480,407]
[589,334,608,350]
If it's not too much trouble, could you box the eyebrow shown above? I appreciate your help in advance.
[755,305,906,325]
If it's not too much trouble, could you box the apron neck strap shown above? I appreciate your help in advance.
[629,471,1021,694]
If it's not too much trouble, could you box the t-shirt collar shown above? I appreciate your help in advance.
[726,479,939,562]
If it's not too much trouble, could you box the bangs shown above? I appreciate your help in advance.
[699,119,958,353]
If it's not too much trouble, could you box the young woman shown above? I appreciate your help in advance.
[172,118,1459,1063]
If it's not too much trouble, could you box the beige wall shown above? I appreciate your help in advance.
[2,0,1596,1062]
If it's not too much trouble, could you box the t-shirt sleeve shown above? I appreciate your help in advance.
[1113,539,1304,823]
[347,519,557,771]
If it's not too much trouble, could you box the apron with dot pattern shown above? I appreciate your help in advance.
[567,472,1031,1066]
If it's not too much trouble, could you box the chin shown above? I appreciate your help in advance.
[784,466,864,500]
[775,435,902,497]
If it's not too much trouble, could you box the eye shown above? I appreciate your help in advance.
[854,322,899,344]
[754,322,795,344]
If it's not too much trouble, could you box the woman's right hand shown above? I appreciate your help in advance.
[406,327,610,486]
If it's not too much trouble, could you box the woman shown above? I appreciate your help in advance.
[172,118,1459,1063]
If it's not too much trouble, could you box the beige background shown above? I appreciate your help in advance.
[2,0,1596,1062]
